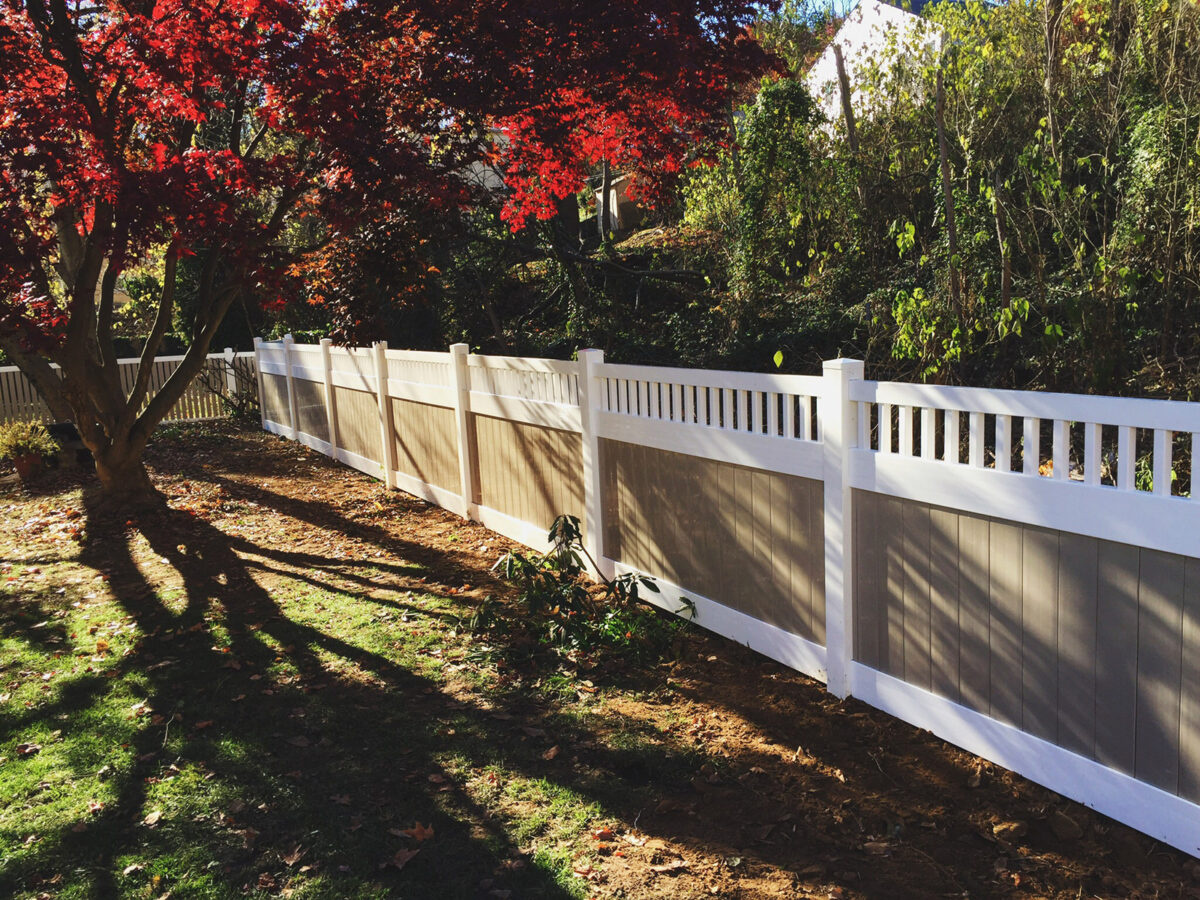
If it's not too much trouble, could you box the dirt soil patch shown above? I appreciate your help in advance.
[2,421,1198,899]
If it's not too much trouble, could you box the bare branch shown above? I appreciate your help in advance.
[123,251,178,423]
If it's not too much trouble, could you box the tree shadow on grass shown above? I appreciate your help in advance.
[1,487,578,900]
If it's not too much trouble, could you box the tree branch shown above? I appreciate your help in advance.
[123,251,178,423]
[0,336,72,422]
[133,284,240,445]
[97,257,120,371]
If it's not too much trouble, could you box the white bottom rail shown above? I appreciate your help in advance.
[607,560,829,685]
[850,663,1200,857]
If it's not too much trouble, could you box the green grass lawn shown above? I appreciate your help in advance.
[1,561,609,898]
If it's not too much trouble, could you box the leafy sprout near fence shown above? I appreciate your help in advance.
[483,514,694,663]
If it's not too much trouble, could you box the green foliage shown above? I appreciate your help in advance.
[0,421,60,462]
[491,515,692,659]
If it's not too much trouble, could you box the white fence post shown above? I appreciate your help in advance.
[450,343,478,520]
[373,341,397,488]
[321,338,339,459]
[253,338,267,430]
[577,349,613,579]
[282,334,299,441]
[223,347,237,397]
[822,358,865,698]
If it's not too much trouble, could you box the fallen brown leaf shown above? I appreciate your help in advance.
[388,848,419,871]
[401,822,435,842]
[650,858,688,874]
[282,846,306,867]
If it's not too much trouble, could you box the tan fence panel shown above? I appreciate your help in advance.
[602,439,825,645]
[474,414,584,533]
[392,399,458,491]
[332,386,382,464]
[261,373,292,430]
[294,378,330,444]
[853,489,1200,804]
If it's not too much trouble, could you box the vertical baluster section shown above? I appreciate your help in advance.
[1117,425,1135,490]
[921,407,936,460]
[1023,416,1040,475]
[995,414,1012,472]
[944,409,960,463]
[1153,429,1173,496]
[1052,419,1069,480]
[1083,422,1101,485]
[899,405,913,456]
[968,412,983,467]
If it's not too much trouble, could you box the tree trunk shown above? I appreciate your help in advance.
[833,43,866,211]
[1043,0,1065,174]
[936,68,963,322]
[93,442,161,510]
[554,191,581,250]
[993,170,1012,310]
[598,158,613,243]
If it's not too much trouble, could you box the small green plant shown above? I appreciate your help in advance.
[490,514,694,659]
[0,421,60,462]
[1134,452,1179,494]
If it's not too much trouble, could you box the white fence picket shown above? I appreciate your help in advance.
[0,351,258,425]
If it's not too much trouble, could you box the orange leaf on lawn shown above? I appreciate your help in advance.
[401,822,435,842]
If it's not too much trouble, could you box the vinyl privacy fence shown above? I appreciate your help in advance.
[256,335,1200,858]
[0,350,258,425]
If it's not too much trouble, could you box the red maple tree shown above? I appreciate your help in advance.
[0,0,771,505]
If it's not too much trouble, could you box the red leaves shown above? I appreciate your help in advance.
[0,0,773,350]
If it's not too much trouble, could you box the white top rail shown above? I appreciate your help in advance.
[0,350,256,375]
[597,361,824,396]
[469,354,580,376]
[385,348,454,364]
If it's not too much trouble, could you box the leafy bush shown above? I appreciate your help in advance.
[0,422,60,462]
[487,515,694,661]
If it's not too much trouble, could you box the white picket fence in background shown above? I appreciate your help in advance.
[256,335,1200,858]
[0,350,257,425]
